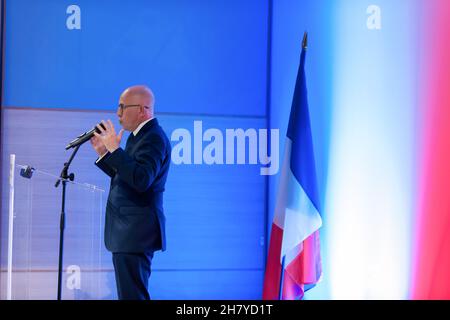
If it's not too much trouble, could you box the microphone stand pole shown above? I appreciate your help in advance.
[55,144,80,300]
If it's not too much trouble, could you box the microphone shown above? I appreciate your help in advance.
[65,123,106,150]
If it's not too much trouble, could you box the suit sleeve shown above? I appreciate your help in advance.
[95,153,116,178]
[102,133,167,192]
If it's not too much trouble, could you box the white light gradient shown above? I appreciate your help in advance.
[325,1,417,299]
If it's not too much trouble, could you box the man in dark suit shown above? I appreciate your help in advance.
[90,85,171,300]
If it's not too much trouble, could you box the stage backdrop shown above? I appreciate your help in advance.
[270,0,450,300]
[2,0,450,300]
[0,0,269,299]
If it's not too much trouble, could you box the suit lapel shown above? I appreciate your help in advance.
[124,118,158,152]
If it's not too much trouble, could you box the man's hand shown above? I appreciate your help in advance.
[93,120,125,153]
[90,134,107,157]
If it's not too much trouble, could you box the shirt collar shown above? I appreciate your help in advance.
[133,117,153,136]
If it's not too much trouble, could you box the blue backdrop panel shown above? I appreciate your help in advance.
[0,108,266,299]
[3,0,268,116]
[149,270,263,300]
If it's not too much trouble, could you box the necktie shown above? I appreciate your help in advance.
[125,133,136,151]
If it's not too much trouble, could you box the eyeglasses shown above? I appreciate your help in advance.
[117,104,149,111]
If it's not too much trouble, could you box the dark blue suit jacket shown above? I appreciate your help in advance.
[95,118,171,253]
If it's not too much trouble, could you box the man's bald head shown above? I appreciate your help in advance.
[121,85,155,114]
[117,85,155,131]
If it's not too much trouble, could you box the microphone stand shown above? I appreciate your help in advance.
[54,144,80,300]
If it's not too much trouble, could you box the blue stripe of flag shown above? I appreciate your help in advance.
[286,47,321,213]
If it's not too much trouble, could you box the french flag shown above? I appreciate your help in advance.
[263,33,323,300]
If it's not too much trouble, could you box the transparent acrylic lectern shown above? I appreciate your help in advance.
[5,155,112,300]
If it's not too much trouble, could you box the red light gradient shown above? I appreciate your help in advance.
[413,0,450,299]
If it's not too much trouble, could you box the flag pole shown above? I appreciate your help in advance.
[278,255,286,300]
